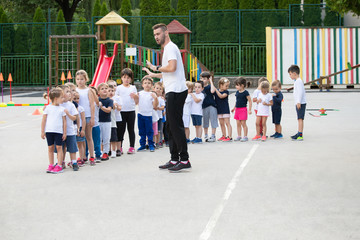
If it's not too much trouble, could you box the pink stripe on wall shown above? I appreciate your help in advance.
[350,28,354,84]
[274,29,278,80]
[328,28,332,82]
[306,29,309,83]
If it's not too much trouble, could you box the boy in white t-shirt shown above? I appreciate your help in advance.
[137,76,159,152]
[252,81,273,142]
[108,84,120,158]
[190,81,205,144]
[183,81,194,143]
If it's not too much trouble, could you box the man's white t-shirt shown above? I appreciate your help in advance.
[60,101,78,136]
[44,105,66,134]
[115,85,137,112]
[183,94,192,115]
[161,41,187,94]
[257,92,272,116]
[157,97,165,119]
[138,91,154,117]
[190,93,204,116]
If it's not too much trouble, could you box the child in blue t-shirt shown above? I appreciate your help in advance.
[214,77,232,141]
[231,77,252,142]
[97,83,113,161]
[270,80,283,138]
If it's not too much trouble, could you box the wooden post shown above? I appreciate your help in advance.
[97,25,101,58]
[49,37,52,88]
[55,39,59,86]
[77,38,81,71]
[121,25,124,69]
[125,25,128,43]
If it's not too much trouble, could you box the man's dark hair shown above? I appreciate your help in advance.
[152,23,167,32]
[288,65,300,74]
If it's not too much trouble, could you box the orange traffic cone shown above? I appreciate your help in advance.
[32,108,43,115]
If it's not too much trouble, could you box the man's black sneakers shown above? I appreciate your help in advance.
[159,161,177,169]
[168,161,192,172]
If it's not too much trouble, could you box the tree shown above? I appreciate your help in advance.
[93,0,101,17]
[177,0,197,15]
[55,10,67,35]
[31,7,46,54]
[303,0,322,26]
[14,25,29,53]
[324,7,341,26]
[223,0,237,9]
[54,0,82,23]
[158,0,171,15]
[120,0,132,16]
[140,0,159,16]
[326,0,360,16]
[0,8,14,55]
[100,1,109,16]
[110,0,122,10]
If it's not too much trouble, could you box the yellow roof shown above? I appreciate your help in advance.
[95,11,130,25]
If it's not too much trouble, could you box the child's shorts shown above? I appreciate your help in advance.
[203,106,218,128]
[296,104,306,120]
[218,114,230,119]
[234,107,248,120]
[272,109,282,124]
[110,127,118,142]
[46,132,63,146]
[191,114,202,126]
[183,114,191,128]
[157,119,163,133]
[76,127,86,142]
[63,135,78,153]
[152,121,158,136]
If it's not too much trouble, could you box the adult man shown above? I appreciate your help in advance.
[144,23,191,172]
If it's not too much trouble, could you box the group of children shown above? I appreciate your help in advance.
[183,64,306,144]
[41,64,306,173]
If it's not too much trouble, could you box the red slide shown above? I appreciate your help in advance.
[90,43,118,87]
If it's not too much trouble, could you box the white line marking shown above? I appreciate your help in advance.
[199,144,259,240]
[11,91,39,97]
[0,123,20,129]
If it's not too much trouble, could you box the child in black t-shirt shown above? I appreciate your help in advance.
[270,80,283,138]
[97,83,113,161]
[231,77,252,142]
[214,77,232,141]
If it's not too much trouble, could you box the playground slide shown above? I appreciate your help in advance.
[90,43,118,87]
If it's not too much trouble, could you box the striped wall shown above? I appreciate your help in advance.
[266,27,360,85]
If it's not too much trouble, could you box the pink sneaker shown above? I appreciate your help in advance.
[218,136,226,141]
[51,165,63,174]
[261,135,267,141]
[127,147,135,154]
[252,135,261,140]
[46,164,55,173]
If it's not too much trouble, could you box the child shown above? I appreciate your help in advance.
[98,83,113,160]
[137,76,158,152]
[152,96,159,149]
[200,72,218,142]
[41,88,66,174]
[59,85,79,171]
[73,92,87,166]
[89,87,102,163]
[115,68,138,154]
[252,81,273,141]
[190,81,205,144]
[288,65,306,141]
[214,77,232,142]
[183,81,194,143]
[76,70,96,166]
[108,80,122,156]
[154,82,165,147]
[252,77,269,136]
[231,77,252,142]
[270,80,283,139]
[108,85,118,158]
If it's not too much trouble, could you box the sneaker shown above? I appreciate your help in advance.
[72,163,79,171]
[116,150,121,157]
[218,136,226,141]
[252,135,261,140]
[168,161,192,172]
[155,144,159,149]
[159,161,177,169]
[88,157,95,164]
[223,137,232,142]
[274,133,283,139]
[101,153,109,161]
[149,145,155,152]
[137,145,147,151]
[270,132,278,138]
[190,137,197,144]
[111,151,116,158]
[207,136,216,142]
[234,136,242,141]
[240,136,249,142]
[51,165,63,174]
[158,142,163,148]
[194,138,203,144]
[204,135,209,142]
[295,135,303,141]
[95,158,102,163]
[46,164,55,173]
[61,161,66,169]
[186,139,191,144]
[261,135,267,141]
[127,147,135,154]
[77,158,85,167]
[89,159,96,166]
[291,133,298,140]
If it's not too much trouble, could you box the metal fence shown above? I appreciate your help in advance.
[0,5,342,86]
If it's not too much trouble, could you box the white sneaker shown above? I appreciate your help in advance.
[111,151,116,158]
[207,136,216,142]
